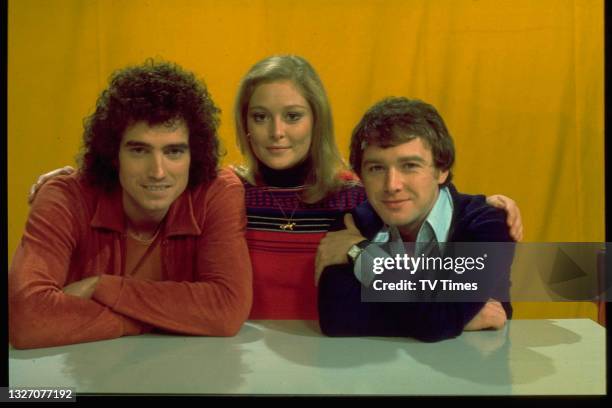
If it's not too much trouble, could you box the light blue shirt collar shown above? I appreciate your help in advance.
[418,186,453,244]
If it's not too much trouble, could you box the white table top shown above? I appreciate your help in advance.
[8,319,606,395]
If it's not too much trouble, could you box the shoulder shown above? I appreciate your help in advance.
[39,171,85,193]
[28,172,103,235]
[35,172,97,210]
[448,184,511,242]
[214,167,244,188]
[227,165,262,193]
[187,168,246,218]
[311,183,366,219]
[347,200,383,238]
[190,168,245,214]
[315,172,366,207]
[193,167,245,196]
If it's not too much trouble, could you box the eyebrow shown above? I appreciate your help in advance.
[248,104,309,111]
[124,141,189,149]
[363,155,427,165]
[397,156,426,163]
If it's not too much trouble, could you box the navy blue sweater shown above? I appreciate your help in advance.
[318,184,514,342]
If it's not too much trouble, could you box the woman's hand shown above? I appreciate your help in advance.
[486,194,523,241]
[28,165,75,204]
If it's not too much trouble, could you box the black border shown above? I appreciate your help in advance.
[2,0,10,391]
[0,0,608,400]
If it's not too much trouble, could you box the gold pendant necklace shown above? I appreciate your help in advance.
[267,191,300,231]
[280,221,296,231]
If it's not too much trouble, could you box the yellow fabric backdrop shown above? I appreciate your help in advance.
[8,0,604,319]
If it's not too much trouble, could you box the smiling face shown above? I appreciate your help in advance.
[246,80,313,170]
[118,120,190,225]
[361,136,449,240]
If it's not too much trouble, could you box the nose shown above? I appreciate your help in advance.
[271,116,286,140]
[384,168,402,193]
[148,152,166,180]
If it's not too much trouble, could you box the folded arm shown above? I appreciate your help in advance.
[9,179,149,349]
[90,175,253,337]
[318,263,486,342]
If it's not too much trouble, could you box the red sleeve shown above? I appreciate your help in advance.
[8,177,148,349]
[92,170,253,336]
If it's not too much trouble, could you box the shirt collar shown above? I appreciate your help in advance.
[417,186,453,244]
[90,187,202,237]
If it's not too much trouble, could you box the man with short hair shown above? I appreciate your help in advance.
[316,97,512,342]
[9,60,252,349]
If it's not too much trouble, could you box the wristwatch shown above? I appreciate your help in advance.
[347,239,370,264]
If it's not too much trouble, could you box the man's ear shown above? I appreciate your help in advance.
[437,169,449,185]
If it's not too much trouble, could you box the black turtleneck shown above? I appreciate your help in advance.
[259,159,311,188]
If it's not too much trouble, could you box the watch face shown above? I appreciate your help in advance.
[348,245,361,261]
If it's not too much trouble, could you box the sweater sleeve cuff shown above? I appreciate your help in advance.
[92,275,124,309]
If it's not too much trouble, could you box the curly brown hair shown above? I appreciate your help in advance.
[79,59,221,191]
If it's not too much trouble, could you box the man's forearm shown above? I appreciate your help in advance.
[92,274,251,337]
[9,289,149,349]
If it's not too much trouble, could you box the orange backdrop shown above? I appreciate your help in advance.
[8,0,604,319]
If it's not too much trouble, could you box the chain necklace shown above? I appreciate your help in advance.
[128,226,161,243]
[126,219,163,242]
[267,190,300,231]
[125,225,163,276]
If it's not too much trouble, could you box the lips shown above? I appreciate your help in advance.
[381,199,410,209]
[266,146,291,156]
[142,185,171,192]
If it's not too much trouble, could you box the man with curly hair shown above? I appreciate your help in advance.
[9,60,252,349]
